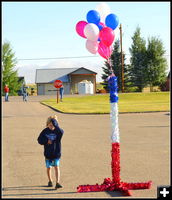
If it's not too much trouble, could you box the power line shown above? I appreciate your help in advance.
[17,54,170,61]
[17,55,99,61]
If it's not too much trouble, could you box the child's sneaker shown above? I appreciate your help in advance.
[55,183,62,189]
[48,181,53,187]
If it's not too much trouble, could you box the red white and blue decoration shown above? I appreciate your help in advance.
[76,3,152,196]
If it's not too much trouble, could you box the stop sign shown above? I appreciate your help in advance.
[54,80,63,88]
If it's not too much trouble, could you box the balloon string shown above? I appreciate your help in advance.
[107,58,115,76]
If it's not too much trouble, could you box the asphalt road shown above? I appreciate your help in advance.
[2,96,170,198]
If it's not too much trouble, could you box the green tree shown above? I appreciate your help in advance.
[145,36,167,91]
[129,26,147,92]
[101,39,129,92]
[2,41,22,95]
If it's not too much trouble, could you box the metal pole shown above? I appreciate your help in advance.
[119,24,124,93]
[57,89,59,103]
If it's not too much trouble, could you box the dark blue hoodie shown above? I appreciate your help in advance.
[37,119,64,159]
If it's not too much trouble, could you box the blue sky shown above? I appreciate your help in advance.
[2,1,170,83]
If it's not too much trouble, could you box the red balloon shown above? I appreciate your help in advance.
[98,42,112,60]
[99,27,115,47]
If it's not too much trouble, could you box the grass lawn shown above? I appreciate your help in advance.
[41,92,170,114]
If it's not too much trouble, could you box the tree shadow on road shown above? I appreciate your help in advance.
[3,185,50,190]
[2,186,126,197]
[2,185,77,197]
[2,185,60,192]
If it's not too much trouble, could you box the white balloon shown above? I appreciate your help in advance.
[86,40,98,54]
[84,23,99,41]
[95,2,111,23]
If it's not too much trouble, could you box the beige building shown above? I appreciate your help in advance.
[35,67,97,95]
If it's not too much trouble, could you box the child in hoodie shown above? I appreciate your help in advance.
[37,115,64,189]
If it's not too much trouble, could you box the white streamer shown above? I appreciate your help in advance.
[110,102,120,143]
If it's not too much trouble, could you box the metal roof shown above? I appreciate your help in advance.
[35,67,97,83]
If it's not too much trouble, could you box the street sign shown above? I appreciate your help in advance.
[53,80,63,103]
[54,80,62,88]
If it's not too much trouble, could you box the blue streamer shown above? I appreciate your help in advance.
[108,76,118,103]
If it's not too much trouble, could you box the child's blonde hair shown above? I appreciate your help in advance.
[46,115,58,127]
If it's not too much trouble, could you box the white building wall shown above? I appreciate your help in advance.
[37,84,45,95]
[43,83,71,95]
[44,84,56,95]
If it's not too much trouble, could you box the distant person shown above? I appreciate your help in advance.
[37,115,64,189]
[59,85,64,102]
[4,84,9,102]
[22,87,28,102]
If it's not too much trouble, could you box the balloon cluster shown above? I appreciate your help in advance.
[75,3,119,60]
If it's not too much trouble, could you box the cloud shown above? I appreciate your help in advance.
[16,58,105,84]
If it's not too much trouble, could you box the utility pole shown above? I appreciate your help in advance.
[119,24,124,93]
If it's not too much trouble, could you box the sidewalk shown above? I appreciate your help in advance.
[2,94,94,102]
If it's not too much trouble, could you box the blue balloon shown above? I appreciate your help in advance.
[97,23,104,31]
[105,13,119,30]
[86,10,100,24]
